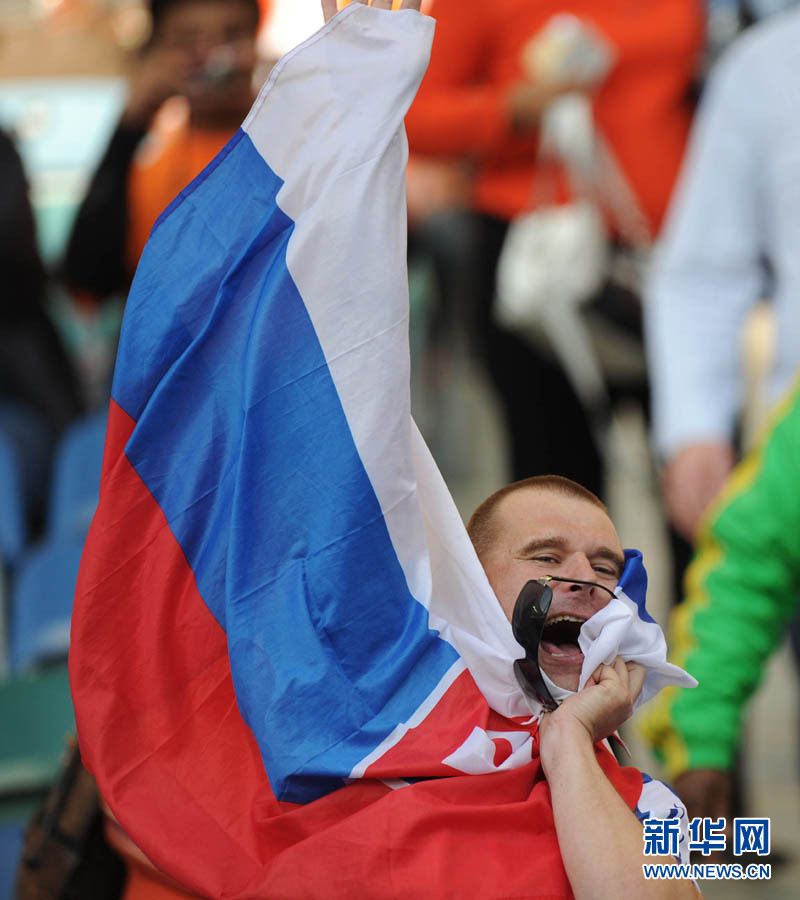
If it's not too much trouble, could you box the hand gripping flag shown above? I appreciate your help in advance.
[69,6,691,897]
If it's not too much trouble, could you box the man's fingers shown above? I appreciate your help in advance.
[611,656,629,688]
[609,658,647,704]
[328,0,369,21]
[591,658,626,689]
[626,663,646,702]
[328,0,420,17]
[589,663,619,690]
[594,659,641,703]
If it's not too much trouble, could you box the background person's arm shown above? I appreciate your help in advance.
[540,660,698,899]
[62,42,193,299]
[0,129,47,317]
[61,122,145,299]
[404,0,521,158]
[405,0,584,159]
[645,41,767,540]
[642,380,800,816]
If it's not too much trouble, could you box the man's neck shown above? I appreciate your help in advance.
[541,670,576,705]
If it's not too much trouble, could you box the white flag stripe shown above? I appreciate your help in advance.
[245,4,529,717]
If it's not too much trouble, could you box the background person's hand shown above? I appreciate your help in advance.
[675,768,734,861]
[663,441,736,542]
[506,15,610,132]
[505,77,592,132]
[539,658,644,775]
[122,44,195,128]
[674,768,733,822]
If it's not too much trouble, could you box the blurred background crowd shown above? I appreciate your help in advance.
[1,0,800,896]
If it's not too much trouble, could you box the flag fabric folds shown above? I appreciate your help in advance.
[579,549,696,707]
[70,6,675,897]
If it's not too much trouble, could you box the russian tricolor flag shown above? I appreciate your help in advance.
[70,6,656,896]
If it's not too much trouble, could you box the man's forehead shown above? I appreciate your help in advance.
[492,486,621,549]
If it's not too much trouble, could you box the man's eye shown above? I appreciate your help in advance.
[533,554,559,565]
[593,564,617,578]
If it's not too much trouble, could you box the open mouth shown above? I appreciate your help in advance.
[540,615,585,660]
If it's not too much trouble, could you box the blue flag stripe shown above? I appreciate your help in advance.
[619,549,655,623]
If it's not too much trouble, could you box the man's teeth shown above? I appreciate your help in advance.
[542,615,585,657]
[547,645,583,657]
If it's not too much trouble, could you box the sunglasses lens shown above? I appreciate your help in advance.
[511,581,558,710]
[511,580,553,650]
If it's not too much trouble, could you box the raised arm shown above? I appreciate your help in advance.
[540,659,699,899]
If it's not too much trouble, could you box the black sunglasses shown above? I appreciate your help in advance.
[511,577,617,711]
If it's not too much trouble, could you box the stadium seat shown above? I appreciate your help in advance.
[0,428,26,568]
[47,411,107,539]
[0,573,9,679]
[0,820,25,900]
[0,665,75,898]
[9,536,85,673]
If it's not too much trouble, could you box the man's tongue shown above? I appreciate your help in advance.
[540,617,585,660]
[541,640,583,661]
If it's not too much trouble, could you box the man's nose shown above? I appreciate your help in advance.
[565,581,594,599]
[558,555,597,594]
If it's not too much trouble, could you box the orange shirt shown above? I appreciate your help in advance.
[406,0,704,233]
[127,112,232,270]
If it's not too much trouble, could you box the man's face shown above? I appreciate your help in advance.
[156,1,258,120]
[480,488,625,691]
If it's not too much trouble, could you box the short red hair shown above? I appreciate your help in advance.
[467,474,607,561]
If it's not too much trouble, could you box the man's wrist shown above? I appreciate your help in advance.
[539,713,595,777]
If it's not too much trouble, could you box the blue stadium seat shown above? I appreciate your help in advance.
[0,820,24,900]
[47,411,107,539]
[10,536,85,672]
[0,666,75,899]
[0,429,26,568]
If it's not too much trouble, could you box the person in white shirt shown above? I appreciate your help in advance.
[645,7,800,543]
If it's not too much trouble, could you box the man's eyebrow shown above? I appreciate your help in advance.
[515,536,570,557]
[515,537,625,577]
[593,547,626,577]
